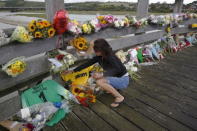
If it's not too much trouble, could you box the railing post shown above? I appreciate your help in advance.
[45,0,64,23]
[173,0,183,13]
[136,0,149,19]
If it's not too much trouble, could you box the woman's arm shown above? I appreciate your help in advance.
[73,56,99,72]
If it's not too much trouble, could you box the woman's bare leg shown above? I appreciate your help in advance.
[96,78,124,107]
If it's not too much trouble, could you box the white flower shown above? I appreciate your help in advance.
[114,20,120,28]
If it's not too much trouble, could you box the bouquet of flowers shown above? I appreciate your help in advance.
[125,15,138,26]
[0,29,10,47]
[137,18,148,28]
[10,26,32,43]
[28,19,56,38]
[81,23,92,34]
[104,15,117,25]
[71,85,96,107]
[115,50,128,63]
[48,50,77,73]
[67,20,82,35]
[89,19,101,32]
[69,36,89,51]
[123,17,130,27]
[127,48,139,65]
[2,57,26,77]
[124,61,140,81]
[97,15,108,28]
[114,19,125,29]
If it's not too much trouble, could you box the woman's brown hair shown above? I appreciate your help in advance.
[93,39,113,57]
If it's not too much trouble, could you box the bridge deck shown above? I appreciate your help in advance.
[44,45,197,131]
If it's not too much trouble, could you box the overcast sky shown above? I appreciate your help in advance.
[25,0,195,4]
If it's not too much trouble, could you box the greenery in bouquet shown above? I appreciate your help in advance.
[28,19,56,38]
[69,36,89,51]
[0,29,10,47]
[2,57,27,77]
[10,26,32,43]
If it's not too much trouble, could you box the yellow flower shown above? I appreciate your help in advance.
[72,37,89,51]
[35,32,43,38]
[88,95,96,103]
[48,28,56,38]
[36,22,44,29]
[72,20,79,25]
[78,92,85,98]
[9,60,26,74]
[82,24,89,33]
[28,23,36,32]
[100,19,107,24]
[43,20,51,27]
[97,16,104,20]
[71,86,82,96]
[30,20,36,25]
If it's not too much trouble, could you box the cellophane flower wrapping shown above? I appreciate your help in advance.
[0,29,10,47]
[115,50,128,63]
[89,19,101,32]
[48,50,77,73]
[10,26,32,43]
[67,20,82,35]
[114,19,125,29]
[2,57,26,77]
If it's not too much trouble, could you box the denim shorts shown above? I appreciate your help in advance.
[106,76,130,89]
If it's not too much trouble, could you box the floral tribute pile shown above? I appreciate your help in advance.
[1,11,196,48]
[61,64,103,107]
[115,32,197,81]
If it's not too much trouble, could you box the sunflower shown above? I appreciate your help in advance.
[9,60,26,74]
[72,37,89,51]
[100,19,108,25]
[43,20,51,27]
[48,28,56,38]
[28,23,36,32]
[88,95,96,103]
[36,22,44,29]
[71,86,82,96]
[35,32,43,38]
[97,16,104,20]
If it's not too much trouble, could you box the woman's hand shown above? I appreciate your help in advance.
[92,72,103,79]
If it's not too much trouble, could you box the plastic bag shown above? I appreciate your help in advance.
[53,10,69,35]
[2,57,26,77]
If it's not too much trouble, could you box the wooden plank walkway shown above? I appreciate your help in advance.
[44,45,197,131]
